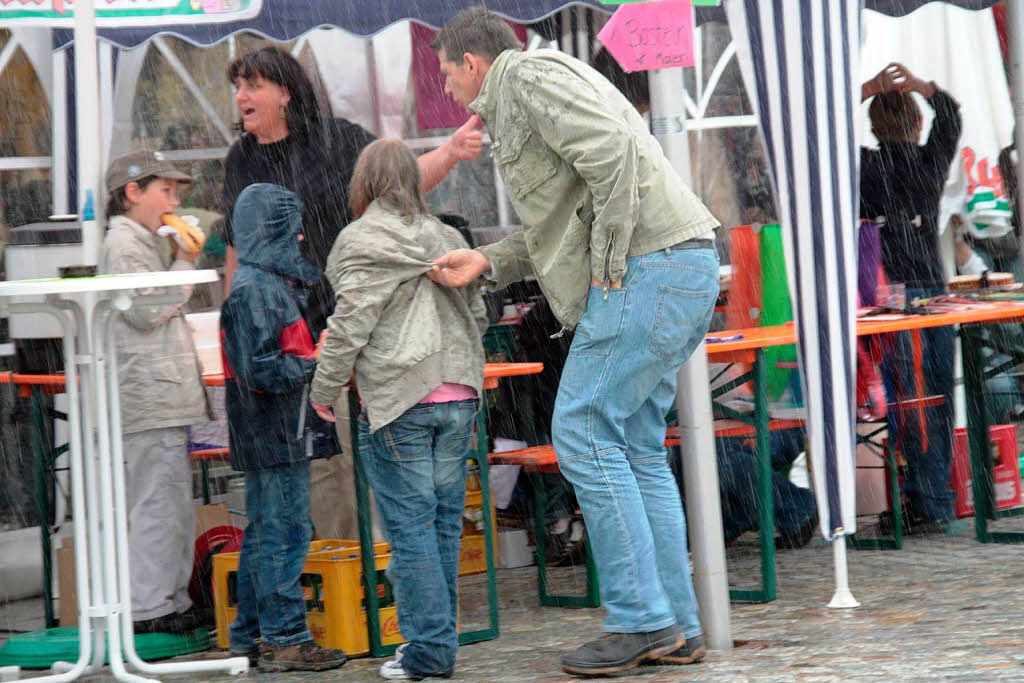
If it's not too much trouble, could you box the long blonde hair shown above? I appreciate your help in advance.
[348,138,430,221]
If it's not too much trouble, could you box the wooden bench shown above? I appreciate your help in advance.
[486,417,811,608]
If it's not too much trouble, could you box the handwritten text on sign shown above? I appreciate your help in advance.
[597,0,694,72]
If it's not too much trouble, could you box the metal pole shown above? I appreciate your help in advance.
[98,41,114,174]
[648,67,732,650]
[52,48,69,215]
[72,0,103,265]
[1008,0,1024,266]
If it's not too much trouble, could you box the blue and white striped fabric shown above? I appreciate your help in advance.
[725,0,861,542]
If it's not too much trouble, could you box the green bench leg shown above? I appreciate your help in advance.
[530,472,600,608]
[31,387,57,629]
[730,349,776,603]
[459,405,500,644]
[847,447,903,550]
[961,327,1024,543]
[200,461,212,505]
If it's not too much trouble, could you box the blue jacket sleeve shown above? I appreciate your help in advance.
[222,283,315,394]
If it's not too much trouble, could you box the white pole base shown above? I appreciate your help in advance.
[827,536,860,608]
[828,588,861,609]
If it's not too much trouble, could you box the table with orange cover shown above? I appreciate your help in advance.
[703,301,1024,602]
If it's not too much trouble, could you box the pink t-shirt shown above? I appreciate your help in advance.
[419,382,477,404]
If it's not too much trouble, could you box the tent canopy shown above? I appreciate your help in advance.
[50,0,995,49]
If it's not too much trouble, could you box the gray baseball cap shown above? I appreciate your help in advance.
[105,150,193,191]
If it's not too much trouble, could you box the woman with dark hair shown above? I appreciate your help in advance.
[222,45,483,330]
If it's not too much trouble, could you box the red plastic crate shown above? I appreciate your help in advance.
[952,424,1023,518]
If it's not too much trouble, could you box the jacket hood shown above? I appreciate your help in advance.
[233,183,321,284]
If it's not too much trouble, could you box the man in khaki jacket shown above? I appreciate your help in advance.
[429,7,719,677]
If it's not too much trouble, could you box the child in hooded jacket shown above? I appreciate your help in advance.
[219,183,345,672]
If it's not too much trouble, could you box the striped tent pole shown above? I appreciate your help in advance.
[725,0,861,608]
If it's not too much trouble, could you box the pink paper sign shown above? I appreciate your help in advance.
[597,0,694,72]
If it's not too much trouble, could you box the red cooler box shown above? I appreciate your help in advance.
[951,424,1023,518]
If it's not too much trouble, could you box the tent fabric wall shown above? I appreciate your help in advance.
[725,0,861,542]
[42,1,995,50]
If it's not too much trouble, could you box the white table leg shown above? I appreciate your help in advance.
[8,302,96,682]
[87,302,157,683]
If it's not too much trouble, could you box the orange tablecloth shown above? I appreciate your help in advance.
[4,361,547,395]
[703,301,1024,363]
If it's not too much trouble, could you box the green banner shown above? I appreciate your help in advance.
[0,0,261,28]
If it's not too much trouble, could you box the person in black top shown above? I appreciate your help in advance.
[860,63,962,530]
[221,46,484,332]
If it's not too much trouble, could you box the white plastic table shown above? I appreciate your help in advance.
[0,271,248,682]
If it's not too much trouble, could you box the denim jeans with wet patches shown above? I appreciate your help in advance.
[881,286,955,522]
[359,399,478,678]
[229,461,313,650]
[552,244,719,637]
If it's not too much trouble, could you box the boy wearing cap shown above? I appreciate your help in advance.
[101,150,213,635]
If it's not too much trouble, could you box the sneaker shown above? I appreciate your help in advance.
[133,611,192,635]
[379,643,410,680]
[258,640,347,672]
[560,625,683,676]
[649,634,707,665]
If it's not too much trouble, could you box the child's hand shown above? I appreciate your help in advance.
[313,329,328,362]
[312,401,336,423]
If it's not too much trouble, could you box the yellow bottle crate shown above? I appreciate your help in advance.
[212,539,403,656]
[461,472,497,575]
[214,479,496,654]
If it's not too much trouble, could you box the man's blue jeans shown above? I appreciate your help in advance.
[552,243,719,637]
[359,399,478,679]
[881,287,955,522]
[229,461,313,651]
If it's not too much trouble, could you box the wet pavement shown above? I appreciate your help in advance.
[4,519,1024,681]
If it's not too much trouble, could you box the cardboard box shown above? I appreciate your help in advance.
[57,536,76,627]
[195,502,230,538]
[56,505,230,627]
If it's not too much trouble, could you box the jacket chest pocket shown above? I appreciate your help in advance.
[492,117,558,199]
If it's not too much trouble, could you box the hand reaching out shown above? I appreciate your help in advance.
[427,248,491,288]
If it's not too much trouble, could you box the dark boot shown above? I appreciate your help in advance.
[258,640,347,672]
[776,509,819,550]
[560,625,683,676]
[179,605,216,630]
[649,634,707,665]
[133,611,192,635]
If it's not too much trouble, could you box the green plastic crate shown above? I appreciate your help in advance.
[0,626,210,669]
